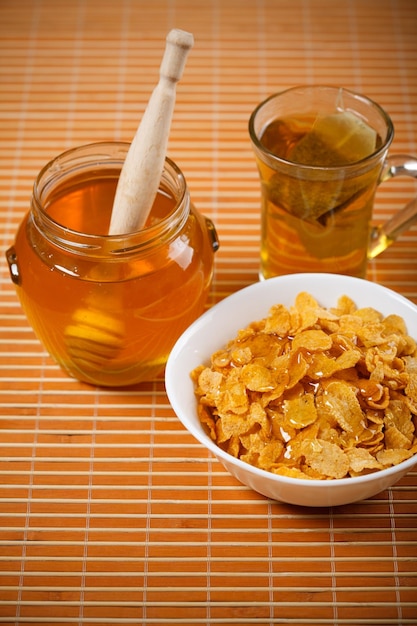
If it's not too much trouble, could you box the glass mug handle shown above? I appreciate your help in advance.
[368,155,417,258]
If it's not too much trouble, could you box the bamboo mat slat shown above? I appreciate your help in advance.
[0,1,417,624]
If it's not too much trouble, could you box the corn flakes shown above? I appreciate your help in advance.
[191,292,417,480]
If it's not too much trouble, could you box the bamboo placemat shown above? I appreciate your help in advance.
[1,1,416,624]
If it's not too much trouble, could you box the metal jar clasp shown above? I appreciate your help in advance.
[205,217,220,253]
[6,246,21,285]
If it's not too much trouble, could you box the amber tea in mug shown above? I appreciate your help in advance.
[6,142,219,387]
[249,85,417,279]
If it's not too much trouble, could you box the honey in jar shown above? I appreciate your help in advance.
[6,142,219,387]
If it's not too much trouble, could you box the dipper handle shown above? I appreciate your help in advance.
[109,29,194,235]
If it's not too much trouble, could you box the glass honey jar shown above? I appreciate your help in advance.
[6,142,219,387]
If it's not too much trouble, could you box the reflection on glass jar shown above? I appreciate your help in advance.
[6,142,219,387]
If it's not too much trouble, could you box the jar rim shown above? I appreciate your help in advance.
[31,141,189,256]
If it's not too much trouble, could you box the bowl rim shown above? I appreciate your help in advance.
[165,274,417,488]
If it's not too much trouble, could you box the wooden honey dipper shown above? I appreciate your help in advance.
[64,29,194,376]
[110,28,194,235]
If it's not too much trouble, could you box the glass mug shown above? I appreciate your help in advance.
[249,85,417,280]
[6,142,219,387]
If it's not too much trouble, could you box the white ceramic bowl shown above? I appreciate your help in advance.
[165,274,417,507]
